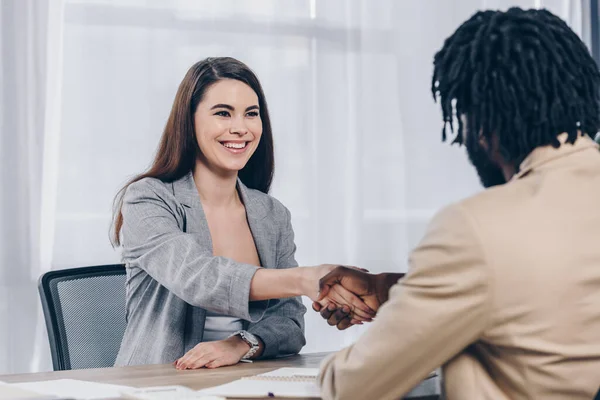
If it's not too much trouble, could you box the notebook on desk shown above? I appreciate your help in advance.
[197,368,438,399]
[197,368,321,398]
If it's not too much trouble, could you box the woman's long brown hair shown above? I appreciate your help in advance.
[111,57,275,246]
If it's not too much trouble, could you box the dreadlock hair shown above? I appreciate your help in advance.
[432,7,600,165]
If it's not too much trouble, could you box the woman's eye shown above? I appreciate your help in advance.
[246,111,259,117]
[215,111,230,117]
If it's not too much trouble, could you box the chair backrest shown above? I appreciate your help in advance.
[38,264,127,370]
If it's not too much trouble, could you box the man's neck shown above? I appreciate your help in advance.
[193,159,240,208]
[501,163,517,182]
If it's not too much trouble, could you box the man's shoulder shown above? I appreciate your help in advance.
[425,180,530,243]
[456,179,527,217]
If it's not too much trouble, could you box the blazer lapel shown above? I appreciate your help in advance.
[237,180,276,269]
[171,172,276,268]
[171,172,212,251]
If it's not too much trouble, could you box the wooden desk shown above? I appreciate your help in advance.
[0,353,439,399]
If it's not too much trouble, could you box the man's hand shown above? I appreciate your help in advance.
[317,266,383,310]
[317,282,376,326]
[314,267,405,330]
[174,336,252,370]
[304,265,376,323]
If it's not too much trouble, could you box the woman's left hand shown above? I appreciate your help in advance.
[174,336,249,370]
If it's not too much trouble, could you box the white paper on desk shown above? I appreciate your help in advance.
[12,379,134,400]
[197,368,321,399]
[198,380,320,399]
[0,381,48,399]
[259,368,320,378]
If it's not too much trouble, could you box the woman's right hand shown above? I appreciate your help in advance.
[302,264,376,323]
[317,283,375,324]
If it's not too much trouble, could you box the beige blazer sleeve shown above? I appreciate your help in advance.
[318,204,492,400]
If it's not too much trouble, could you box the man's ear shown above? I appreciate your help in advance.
[480,133,506,162]
[478,132,500,153]
[478,134,490,151]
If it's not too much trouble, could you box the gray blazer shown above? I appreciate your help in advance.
[114,172,306,366]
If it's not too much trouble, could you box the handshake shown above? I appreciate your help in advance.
[309,265,404,330]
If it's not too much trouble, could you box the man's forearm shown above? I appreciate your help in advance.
[375,273,405,304]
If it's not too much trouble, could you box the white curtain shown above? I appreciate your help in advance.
[0,0,64,374]
[0,0,586,374]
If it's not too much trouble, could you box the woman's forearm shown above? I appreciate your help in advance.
[249,266,327,301]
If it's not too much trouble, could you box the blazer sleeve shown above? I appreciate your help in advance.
[246,205,307,359]
[120,178,268,322]
[318,203,491,400]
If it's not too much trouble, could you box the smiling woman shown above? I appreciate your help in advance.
[109,57,374,370]
[195,79,264,175]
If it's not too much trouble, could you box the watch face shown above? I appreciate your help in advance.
[242,332,259,346]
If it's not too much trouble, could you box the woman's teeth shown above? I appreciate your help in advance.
[222,142,247,149]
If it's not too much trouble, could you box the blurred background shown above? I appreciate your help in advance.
[0,0,596,374]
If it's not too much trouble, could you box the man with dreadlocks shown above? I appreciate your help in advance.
[316,7,600,399]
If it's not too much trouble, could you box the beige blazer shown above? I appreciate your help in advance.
[319,135,600,400]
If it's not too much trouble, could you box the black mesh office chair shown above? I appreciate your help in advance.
[38,264,127,370]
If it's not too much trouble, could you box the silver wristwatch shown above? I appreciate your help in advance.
[229,330,260,359]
